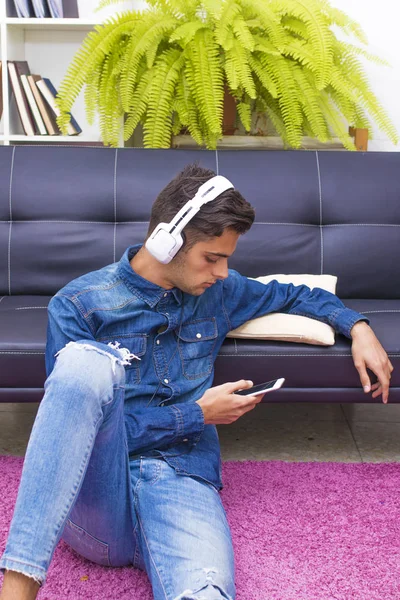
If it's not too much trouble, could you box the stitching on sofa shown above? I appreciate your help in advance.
[219,353,400,357]
[0,220,150,225]
[253,222,319,227]
[113,148,118,263]
[1,220,398,227]
[315,151,323,275]
[215,149,219,175]
[8,147,16,296]
[325,224,400,227]
[0,352,45,355]
[0,296,5,305]
[15,307,48,310]
[361,310,400,314]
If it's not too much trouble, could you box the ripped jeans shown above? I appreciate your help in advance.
[0,340,235,600]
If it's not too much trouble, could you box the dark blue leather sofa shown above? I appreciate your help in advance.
[0,146,398,403]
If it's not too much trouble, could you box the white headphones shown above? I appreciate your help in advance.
[145,175,234,264]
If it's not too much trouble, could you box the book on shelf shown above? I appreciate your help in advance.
[27,75,60,135]
[20,75,47,135]
[31,0,51,17]
[7,61,35,136]
[36,78,82,135]
[46,0,79,18]
[10,0,78,19]
[47,0,64,18]
[13,61,42,135]
[12,0,34,18]
[62,0,79,18]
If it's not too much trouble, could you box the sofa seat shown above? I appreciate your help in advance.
[0,295,399,402]
[215,298,400,401]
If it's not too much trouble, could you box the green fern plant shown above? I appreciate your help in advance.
[56,0,398,149]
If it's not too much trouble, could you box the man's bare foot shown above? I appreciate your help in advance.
[0,570,40,600]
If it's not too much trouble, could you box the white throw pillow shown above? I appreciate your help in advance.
[226,274,338,346]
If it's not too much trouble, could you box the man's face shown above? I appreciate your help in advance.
[167,228,240,295]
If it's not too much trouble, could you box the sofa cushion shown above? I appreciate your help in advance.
[0,296,49,390]
[227,274,337,345]
[0,297,398,394]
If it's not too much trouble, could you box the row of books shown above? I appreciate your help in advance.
[5,60,82,136]
[10,0,79,18]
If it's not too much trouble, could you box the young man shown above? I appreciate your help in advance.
[0,164,393,600]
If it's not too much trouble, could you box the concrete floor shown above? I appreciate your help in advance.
[0,401,399,462]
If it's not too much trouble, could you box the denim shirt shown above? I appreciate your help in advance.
[46,244,369,490]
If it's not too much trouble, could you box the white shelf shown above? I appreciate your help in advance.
[5,18,102,31]
[0,7,119,146]
[0,135,103,143]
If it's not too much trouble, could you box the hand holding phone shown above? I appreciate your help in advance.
[235,378,285,399]
[196,378,285,425]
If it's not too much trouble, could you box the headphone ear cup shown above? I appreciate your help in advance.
[168,232,183,262]
[145,226,183,264]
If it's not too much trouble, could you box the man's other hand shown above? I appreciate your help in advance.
[350,321,394,404]
[196,380,265,425]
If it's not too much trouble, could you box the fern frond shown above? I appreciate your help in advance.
[84,66,101,125]
[185,29,224,137]
[318,91,356,150]
[169,21,207,46]
[252,35,280,56]
[120,14,178,112]
[97,49,124,144]
[214,1,242,48]
[262,55,303,128]
[237,100,251,130]
[325,5,368,45]
[248,54,278,98]
[292,66,329,141]
[144,48,185,147]
[279,36,318,74]
[95,0,126,12]
[335,40,390,67]
[276,0,334,89]
[281,16,308,40]
[224,43,256,98]
[123,69,152,139]
[56,13,137,132]
[238,0,282,47]
[232,16,255,51]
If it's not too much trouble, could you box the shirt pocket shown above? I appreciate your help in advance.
[177,318,218,380]
[96,333,147,384]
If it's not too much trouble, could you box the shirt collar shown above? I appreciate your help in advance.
[117,244,183,307]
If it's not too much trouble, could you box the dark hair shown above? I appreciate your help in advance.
[146,163,255,251]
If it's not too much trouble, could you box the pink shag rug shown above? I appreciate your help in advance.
[0,456,399,600]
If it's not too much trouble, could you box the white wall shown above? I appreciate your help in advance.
[331,0,399,151]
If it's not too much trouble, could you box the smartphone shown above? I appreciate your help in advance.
[235,378,285,397]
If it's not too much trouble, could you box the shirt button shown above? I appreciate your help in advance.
[183,438,188,442]
[156,340,160,345]
[160,402,165,407]
[196,333,202,339]
[163,293,168,297]
[164,378,169,384]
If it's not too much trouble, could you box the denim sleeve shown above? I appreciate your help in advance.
[222,270,370,339]
[46,294,205,455]
[125,402,205,455]
[46,293,95,377]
